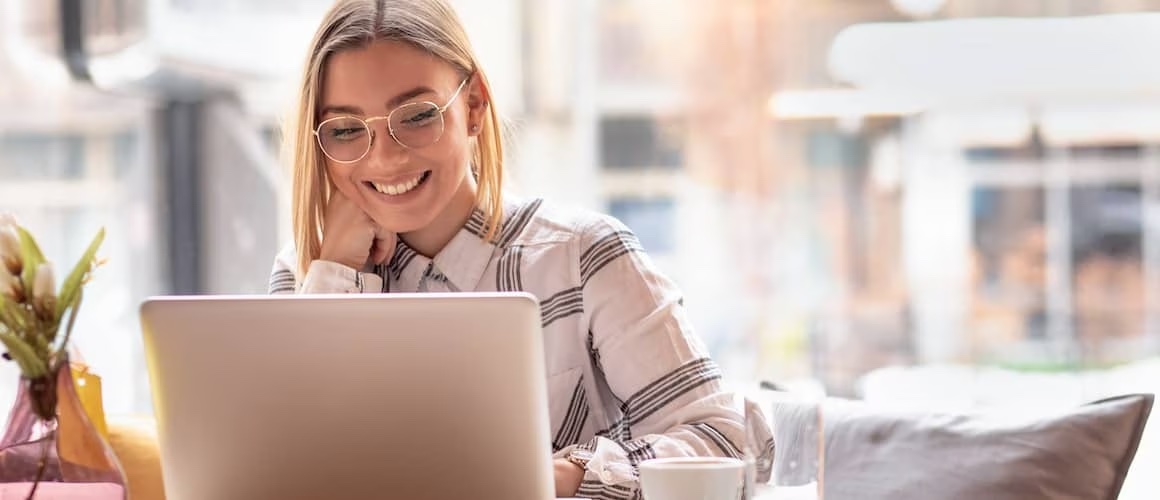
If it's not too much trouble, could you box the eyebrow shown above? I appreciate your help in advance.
[319,86,437,117]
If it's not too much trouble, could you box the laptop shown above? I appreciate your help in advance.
[140,293,556,500]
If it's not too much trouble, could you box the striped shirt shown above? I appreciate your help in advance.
[269,196,773,499]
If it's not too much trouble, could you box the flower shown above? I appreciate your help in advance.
[0,214,20,276]
[0,264,18,300]
[32,262,56,320]
[32,262,54,301]
[0,220,103,384]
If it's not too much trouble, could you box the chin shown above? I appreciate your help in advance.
[370,212,437,235]
[363,195,444,232]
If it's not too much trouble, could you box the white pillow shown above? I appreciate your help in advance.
[768,393,1153,500]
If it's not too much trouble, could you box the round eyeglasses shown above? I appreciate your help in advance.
[314,78,469,163]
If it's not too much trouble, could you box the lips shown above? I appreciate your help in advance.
[365,171,431,196]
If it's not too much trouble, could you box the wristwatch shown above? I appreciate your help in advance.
[565,448,595,470]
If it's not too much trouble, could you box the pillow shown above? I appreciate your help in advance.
[768,393,1153,500]
[106,415,167,500]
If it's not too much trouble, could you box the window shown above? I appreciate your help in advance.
[967,152,1154,369]
[0,134,86,180]
[806,130,868,170]
[113,131,141,179]
[598,116,683,169]
[970,187,1048,351]
[608,196,676,253]
[1070,185,1144,353]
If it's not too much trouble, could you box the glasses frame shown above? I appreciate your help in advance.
[313,77,470,164]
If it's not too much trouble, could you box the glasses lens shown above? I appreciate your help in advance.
[317,117,370,162]
[389,103,444,149]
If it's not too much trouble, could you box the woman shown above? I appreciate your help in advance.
[268,0,772,497]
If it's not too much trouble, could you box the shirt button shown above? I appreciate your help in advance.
[600,469,614,482]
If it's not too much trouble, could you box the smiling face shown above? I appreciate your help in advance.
[318,39,483,235]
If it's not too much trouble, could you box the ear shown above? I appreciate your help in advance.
[464,73,489,137]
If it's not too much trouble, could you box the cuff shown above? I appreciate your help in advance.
[299,260,385,294]
[555,437,641,500]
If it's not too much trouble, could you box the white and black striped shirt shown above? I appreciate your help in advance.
[269,196,772,499]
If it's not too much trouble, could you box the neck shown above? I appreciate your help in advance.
[400,174,477,258]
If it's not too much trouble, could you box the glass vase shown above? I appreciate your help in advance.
[0,356,127,499]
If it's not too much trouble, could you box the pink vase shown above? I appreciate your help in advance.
[0,357,127,499]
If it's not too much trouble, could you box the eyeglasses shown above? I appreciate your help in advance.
[314,78,469,163]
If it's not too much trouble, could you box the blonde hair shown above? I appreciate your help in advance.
[284,0,505,279]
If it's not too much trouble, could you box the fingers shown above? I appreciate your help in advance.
[369,239,391,265]
[321,187,396,268]
[369,227,396,265]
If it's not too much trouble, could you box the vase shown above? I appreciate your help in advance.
[0,356,127,499]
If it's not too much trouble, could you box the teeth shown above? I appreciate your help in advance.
[371,173,424,196]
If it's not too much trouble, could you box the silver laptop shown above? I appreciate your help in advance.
[140,293,555,500]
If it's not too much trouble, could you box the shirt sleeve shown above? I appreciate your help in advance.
[267,243,385,294]
[561,215,774,499]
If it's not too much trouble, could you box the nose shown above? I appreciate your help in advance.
[363,122,408,170]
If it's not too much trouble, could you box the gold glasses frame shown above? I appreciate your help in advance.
[314,77,471,164]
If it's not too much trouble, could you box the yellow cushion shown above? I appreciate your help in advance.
[106,415,165,500]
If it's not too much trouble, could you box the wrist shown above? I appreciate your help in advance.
[302,259,381,294]
[554,458,585,496]
[317,253,363,271]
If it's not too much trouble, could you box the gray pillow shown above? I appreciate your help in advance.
[769,393,1153,500]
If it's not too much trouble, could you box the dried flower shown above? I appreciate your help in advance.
[32,262,56,321]
[1,220,101,364]
[0,264,18,300]
[32,262,54,301]
[0,217,20,276]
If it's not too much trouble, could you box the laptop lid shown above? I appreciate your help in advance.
[140,292,554,500]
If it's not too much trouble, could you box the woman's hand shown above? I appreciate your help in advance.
[319,190,396,270]
[553,458,585,497]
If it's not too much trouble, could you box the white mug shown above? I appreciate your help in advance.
[638,457,745,500]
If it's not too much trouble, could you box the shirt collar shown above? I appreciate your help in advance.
[431,206,497,292]
[387,205,500,292]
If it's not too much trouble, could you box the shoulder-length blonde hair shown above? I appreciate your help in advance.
[284,0,505,279]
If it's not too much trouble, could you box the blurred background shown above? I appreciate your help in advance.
[1,0,1159,494]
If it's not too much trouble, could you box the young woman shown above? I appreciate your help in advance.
[268,0,772,497]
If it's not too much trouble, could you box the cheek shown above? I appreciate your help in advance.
[421,135,471,178]
[326,163,359,194]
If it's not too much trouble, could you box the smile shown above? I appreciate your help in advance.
[366,171,431,196]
